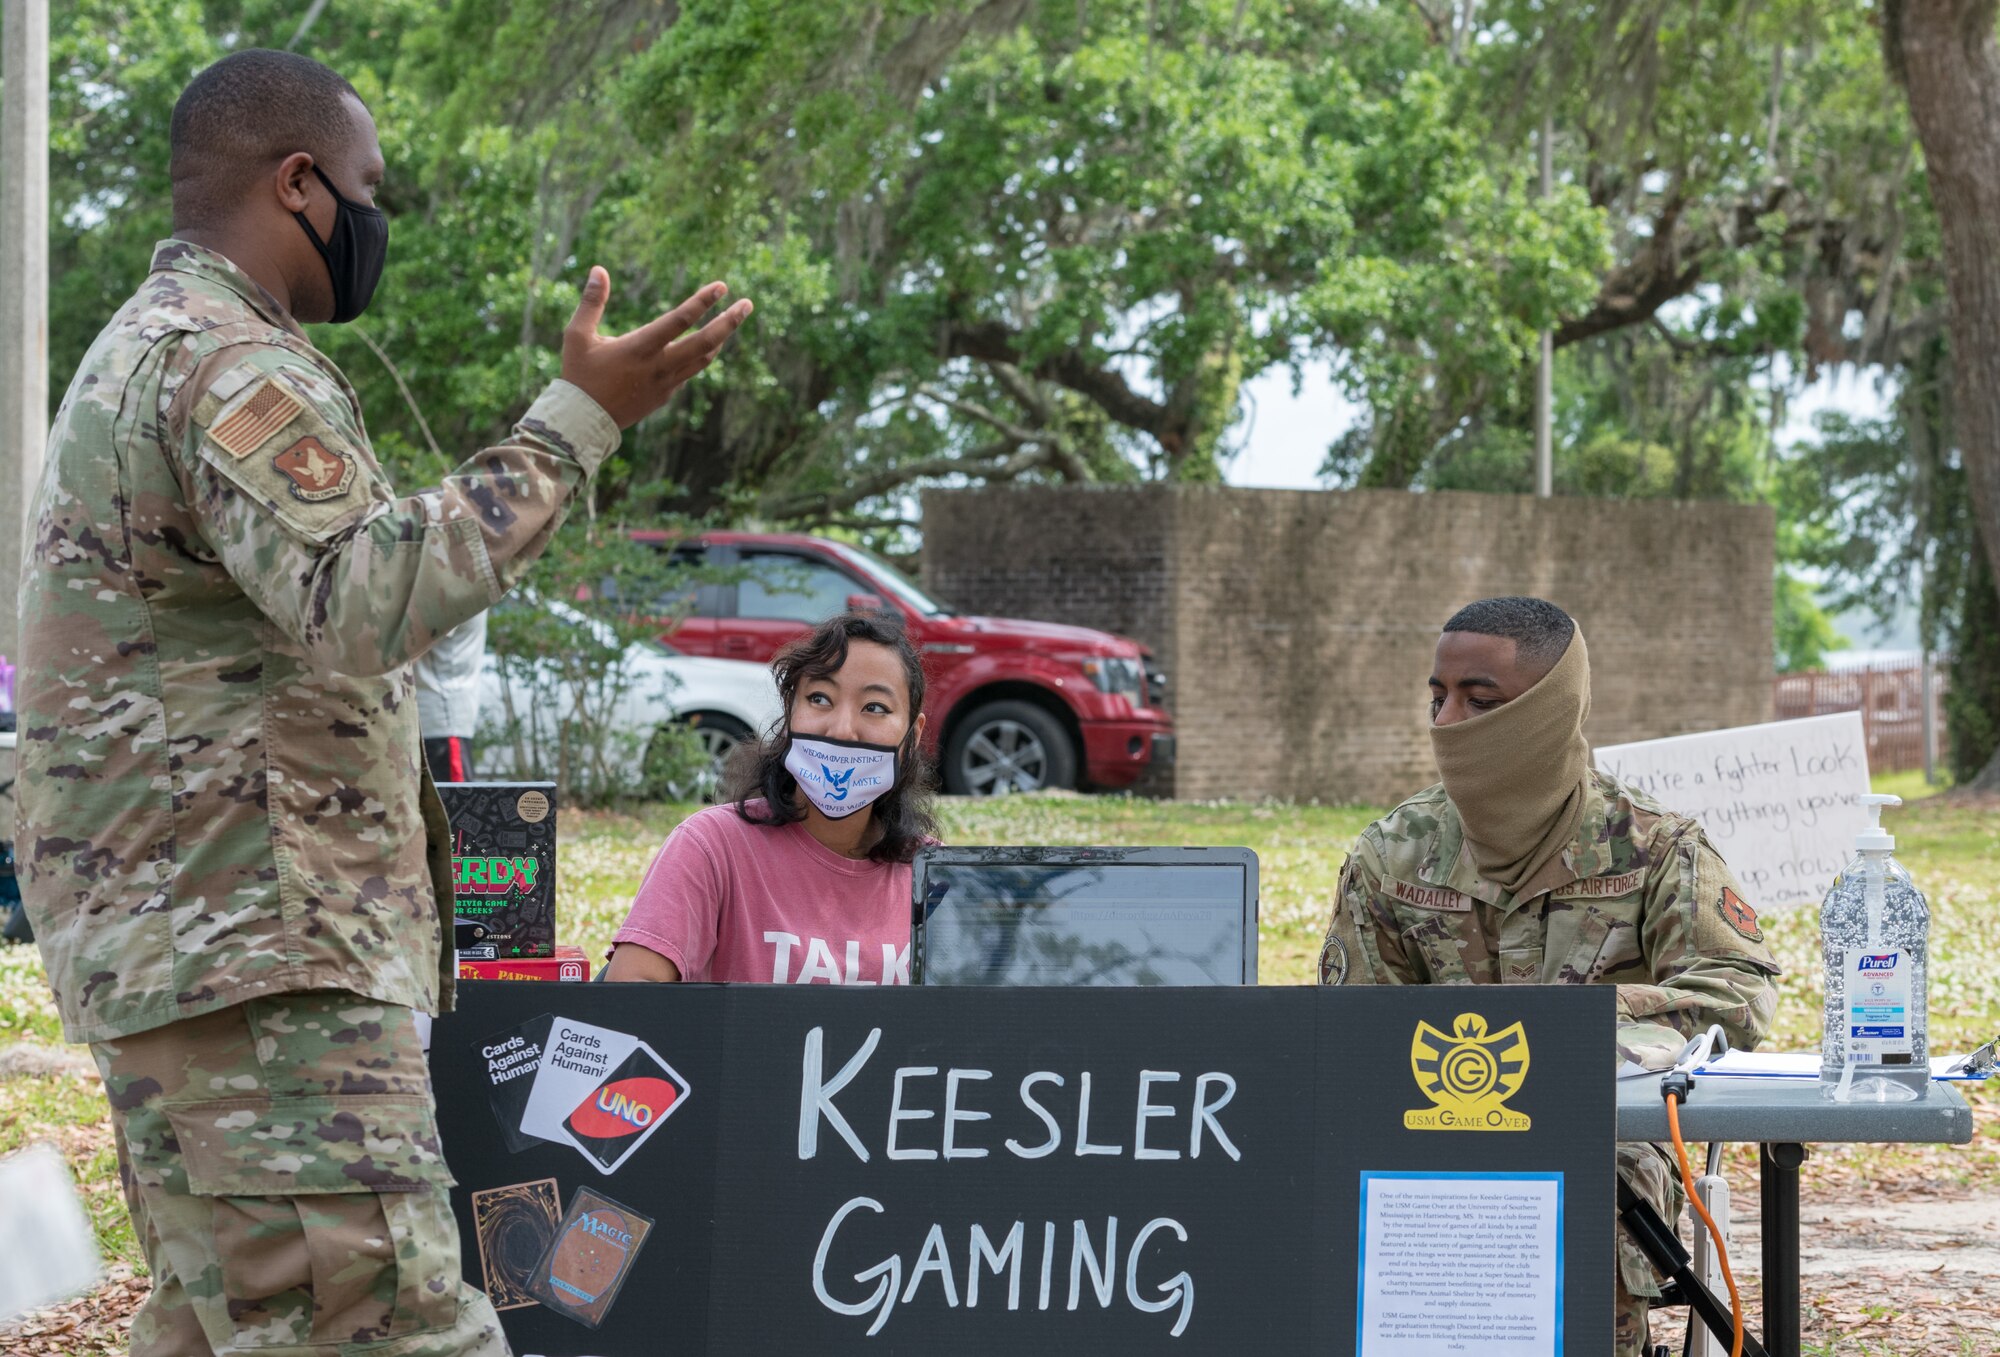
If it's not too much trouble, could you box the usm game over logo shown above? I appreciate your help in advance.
[1405,1012,1531,1132]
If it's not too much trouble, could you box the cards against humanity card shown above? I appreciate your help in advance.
[518,1018,642,1146]
[472,1013,557,1153]
[471,1178,561,1311]
[558,1041,692,1175]
[528,1186,655,1329]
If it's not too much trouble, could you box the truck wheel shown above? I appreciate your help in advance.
[648,712,754,802]
[944,700,1076,796]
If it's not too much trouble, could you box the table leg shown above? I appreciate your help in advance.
[1759,1142,1806,1357]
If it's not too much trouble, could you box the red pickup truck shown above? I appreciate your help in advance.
[629,531,1173,795]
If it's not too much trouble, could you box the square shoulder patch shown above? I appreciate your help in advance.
[209,377,305,460]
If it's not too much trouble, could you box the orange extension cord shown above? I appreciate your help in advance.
[1665,1092,1744,1357]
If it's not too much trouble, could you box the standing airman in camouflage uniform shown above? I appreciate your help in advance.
[15,49,750,1356]
[1318,597,1779,1357]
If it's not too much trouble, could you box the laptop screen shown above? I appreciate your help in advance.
[912,848,1258,986]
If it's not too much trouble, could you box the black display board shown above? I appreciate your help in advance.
[430,984,1614,1355]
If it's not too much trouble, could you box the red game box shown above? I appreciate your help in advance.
[459,944,592,983]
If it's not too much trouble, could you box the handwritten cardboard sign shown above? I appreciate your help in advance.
[1593,712,1871,911]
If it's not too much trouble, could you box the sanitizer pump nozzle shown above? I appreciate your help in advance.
[1854,793,1900,849]
[1856,793,1900,946]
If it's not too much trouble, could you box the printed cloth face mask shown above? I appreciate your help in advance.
[293,165,389,323]
[785,734,900,819]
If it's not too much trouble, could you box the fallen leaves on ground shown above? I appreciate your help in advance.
[0,1265,145,1357]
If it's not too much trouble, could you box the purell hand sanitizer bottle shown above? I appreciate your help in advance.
[1820,794,1930,1101]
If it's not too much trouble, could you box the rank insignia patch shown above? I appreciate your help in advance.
[274,434,355,501]
[1718,887,1763,943]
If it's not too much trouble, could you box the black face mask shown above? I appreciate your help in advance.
[293,165,388,323]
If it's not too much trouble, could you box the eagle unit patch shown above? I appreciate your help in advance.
[209,378,304,460]
[273,434,355,502]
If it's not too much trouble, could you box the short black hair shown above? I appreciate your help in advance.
[169,49,363,230]
[1441,596,1576,670]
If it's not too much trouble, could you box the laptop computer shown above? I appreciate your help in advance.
[911,846,1259,987]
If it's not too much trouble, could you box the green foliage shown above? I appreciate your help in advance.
[35,0,1983,695]
[1774,569,1848,674]
[1775,335,1998,770]
[478,520,708,808]
[45,0,1616,523]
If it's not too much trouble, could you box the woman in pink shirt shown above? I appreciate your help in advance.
[604,610,936,984]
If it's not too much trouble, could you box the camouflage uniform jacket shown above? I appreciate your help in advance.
[1319,768,1781,1067]
[17,239,618,1043]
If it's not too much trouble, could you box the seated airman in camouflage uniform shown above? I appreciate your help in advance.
[1318,596,1780,1357]
[16,48,749,1357]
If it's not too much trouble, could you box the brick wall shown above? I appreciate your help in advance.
[922,485,1774,806]
[920,486,1181,795]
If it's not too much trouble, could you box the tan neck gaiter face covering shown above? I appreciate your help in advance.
[1429,629,1591,896]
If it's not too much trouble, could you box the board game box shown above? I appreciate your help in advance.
[459,945,592,982]
[439,781,556,959]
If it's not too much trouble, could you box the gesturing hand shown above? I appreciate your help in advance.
[560,267,754,429]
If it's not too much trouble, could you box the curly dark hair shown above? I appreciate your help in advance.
[731,610,938,864]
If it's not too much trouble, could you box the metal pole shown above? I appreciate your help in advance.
[1,0,51,673]
[1759,1142,1807,1357]
[1534,113,1553,499]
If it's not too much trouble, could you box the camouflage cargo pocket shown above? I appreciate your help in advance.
[163,1094,461,1347]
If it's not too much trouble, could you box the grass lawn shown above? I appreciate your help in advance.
[2,776,1994,1350]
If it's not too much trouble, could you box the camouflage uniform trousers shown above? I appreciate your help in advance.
[1618,1140,1687,1357]
[91,991,509,1356]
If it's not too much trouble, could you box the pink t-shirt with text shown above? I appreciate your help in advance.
[614,801,912,984]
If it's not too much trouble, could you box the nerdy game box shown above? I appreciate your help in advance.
[440,781,556,959]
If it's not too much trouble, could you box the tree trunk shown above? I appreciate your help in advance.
[1973,744,2000,791]
[1948,523,2000,789]
[1884,3,2000,598]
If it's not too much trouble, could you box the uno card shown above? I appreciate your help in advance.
[518,1018,642,1146]
[473,1013,557,1153]
[558,1041,691,1175]
[528,1186,655,1329]
[471,1178,561,1311]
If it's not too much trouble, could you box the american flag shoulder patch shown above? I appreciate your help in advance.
[209,378,305,460]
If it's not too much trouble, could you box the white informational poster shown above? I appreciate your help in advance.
[1593,712,1872,911]
[1357,1172,1562,1357]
